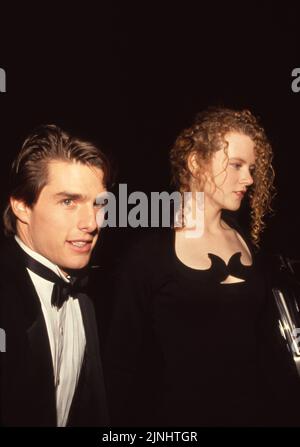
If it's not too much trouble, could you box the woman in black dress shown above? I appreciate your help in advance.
[107,107,300,426]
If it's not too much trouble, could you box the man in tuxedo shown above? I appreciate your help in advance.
[0,124,110,426]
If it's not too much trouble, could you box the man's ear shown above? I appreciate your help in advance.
[10,197,31,225]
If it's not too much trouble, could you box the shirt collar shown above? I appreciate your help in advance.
[15,235,69,282]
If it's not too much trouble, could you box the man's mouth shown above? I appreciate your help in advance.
[70,241,91,247]
[67,240,93,252]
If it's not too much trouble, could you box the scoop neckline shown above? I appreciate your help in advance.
[170,225,254,283]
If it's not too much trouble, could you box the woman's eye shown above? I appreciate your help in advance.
[230,163,242,169]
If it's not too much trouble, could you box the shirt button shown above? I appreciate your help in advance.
[59,326,63,335]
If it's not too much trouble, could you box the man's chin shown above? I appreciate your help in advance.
[60,255,91,272]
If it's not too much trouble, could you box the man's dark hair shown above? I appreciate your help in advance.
[3,124,111,236]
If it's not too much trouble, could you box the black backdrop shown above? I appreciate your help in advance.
[0,2,300,261]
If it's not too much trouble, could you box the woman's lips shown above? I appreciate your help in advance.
[233,191,245,199]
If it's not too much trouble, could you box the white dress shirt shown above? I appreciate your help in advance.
[15,236,86,427]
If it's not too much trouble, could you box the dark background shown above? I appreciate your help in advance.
[1,5,300,433]
[0,2,300,262]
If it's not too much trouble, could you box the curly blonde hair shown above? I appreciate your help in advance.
[170,107,275,247]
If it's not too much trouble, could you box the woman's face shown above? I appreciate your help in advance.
[203,131,256,211]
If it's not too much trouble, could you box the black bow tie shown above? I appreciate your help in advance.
[22,252,89,309]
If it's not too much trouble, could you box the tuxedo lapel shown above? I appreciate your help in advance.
[8,240,55,387]
[1,239,56,426]
[67,293,109,426]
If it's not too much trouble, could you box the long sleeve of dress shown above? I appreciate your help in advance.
[105,236,161,426]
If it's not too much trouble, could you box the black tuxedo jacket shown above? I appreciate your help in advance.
[0,238,108,426]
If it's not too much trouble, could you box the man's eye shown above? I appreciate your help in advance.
[62,199,74,206]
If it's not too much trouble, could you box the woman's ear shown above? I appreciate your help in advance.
[187,152,211,191]
[187,152,200,178]
[10,197,31,225]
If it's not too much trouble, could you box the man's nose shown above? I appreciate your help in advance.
[77,204,98,233]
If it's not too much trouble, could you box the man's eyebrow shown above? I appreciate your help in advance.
[229,157,256,167]
[54,192,85,200]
